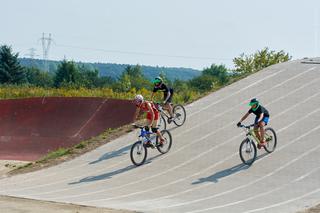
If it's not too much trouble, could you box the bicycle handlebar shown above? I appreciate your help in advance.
[132,124,144,129]
[132,124,153,132]
[154,102,163,107]
[238,124,255,129]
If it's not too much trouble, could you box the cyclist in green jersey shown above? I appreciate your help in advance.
[237,98,270,149]
[151,76,174,123]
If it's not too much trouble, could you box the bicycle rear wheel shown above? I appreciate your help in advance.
[156,130,172,154]
[173,104,186,126]
[239,138,257,165]
[263,127,277,153]
[130,141,147,166]
[157,114,167,130]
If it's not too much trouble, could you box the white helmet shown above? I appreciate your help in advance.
[134,94,144,104]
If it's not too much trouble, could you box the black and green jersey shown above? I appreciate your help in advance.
[248,105,270,118]
[153,83,173,99]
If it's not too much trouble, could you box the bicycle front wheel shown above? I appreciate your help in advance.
[173,104,186,126]
[263,127,277,153]
[130,141,147,166]
[239,138,257,165]
[156,130,172,154]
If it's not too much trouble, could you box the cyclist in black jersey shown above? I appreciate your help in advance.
[150,76,174,123]
[237,98,270,149]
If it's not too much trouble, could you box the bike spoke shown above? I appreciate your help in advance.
[239,139,257,165]
[263,127,277,153]
[173,105,186,126]
[130,141,147,166]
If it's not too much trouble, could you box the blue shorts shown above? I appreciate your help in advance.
[254,117,269,125]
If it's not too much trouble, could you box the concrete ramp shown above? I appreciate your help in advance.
[0,97,135,161]
[2,60,320,213]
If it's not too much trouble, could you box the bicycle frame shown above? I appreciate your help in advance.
[138,128,150,138]
[137,127,156,145]
[131,124,172,166]
[238,123,276,165]
[241,125,260,145]
[156,104,171,119]
[155,101,186,127]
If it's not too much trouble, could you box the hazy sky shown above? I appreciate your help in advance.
[1,0,320,69]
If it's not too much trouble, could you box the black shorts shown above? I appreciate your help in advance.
[164,89,173,104]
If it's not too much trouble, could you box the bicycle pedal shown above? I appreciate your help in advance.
[257,143,265,149]
[156,142,164,147]
[145,142,154,148]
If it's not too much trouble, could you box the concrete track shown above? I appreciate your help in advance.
[1,60,320,213]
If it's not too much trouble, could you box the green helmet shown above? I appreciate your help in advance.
[152,76,163,85]
[249,98,260,111]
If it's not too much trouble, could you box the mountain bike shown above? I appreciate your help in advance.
[155,103,186,128]
[130,125,172,166]
[238,124,277,165]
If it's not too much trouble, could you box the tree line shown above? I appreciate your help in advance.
[19,58,200,81]
[0,44,292,102]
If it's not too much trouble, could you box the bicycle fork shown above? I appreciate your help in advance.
[245,138,254,153]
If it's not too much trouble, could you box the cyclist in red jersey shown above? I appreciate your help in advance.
[133,94,165,144]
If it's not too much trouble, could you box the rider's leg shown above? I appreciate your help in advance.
[152,112,164,141]
[151,120,164,142]
[259,121,266,143]
[254,127,262,142]
[253,117,262,143]
[165,94,174,118]
[165,102,174,118]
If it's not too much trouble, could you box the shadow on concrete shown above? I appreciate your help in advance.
[89,144,131,165]
[192,163,250,184]
[255,152,269,161]
[69,164,136,184]
[144,153,162,164]
[192,152,269,185]
[167,126,179,132]
[70,153,162,184]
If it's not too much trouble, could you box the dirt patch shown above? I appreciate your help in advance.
[298,205,320,213]
[0,195,137,213]
[0,160,29,178]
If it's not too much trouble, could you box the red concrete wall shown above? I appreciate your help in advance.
[0,97,136,161]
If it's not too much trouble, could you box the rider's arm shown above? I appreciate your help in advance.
[150,92,155,101]
[164,91,171,104]
[146,102,154,126]
[162,84,170,104]
[133,107,141,122]
[257,113,264,123]
[239,112,250,123]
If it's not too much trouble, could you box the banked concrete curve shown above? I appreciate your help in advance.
[0,97,136,161]
[1,59,320,213]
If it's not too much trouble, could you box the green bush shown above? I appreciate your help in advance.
[233,47,291,73]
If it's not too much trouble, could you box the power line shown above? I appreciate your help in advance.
[54,43,233,61]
